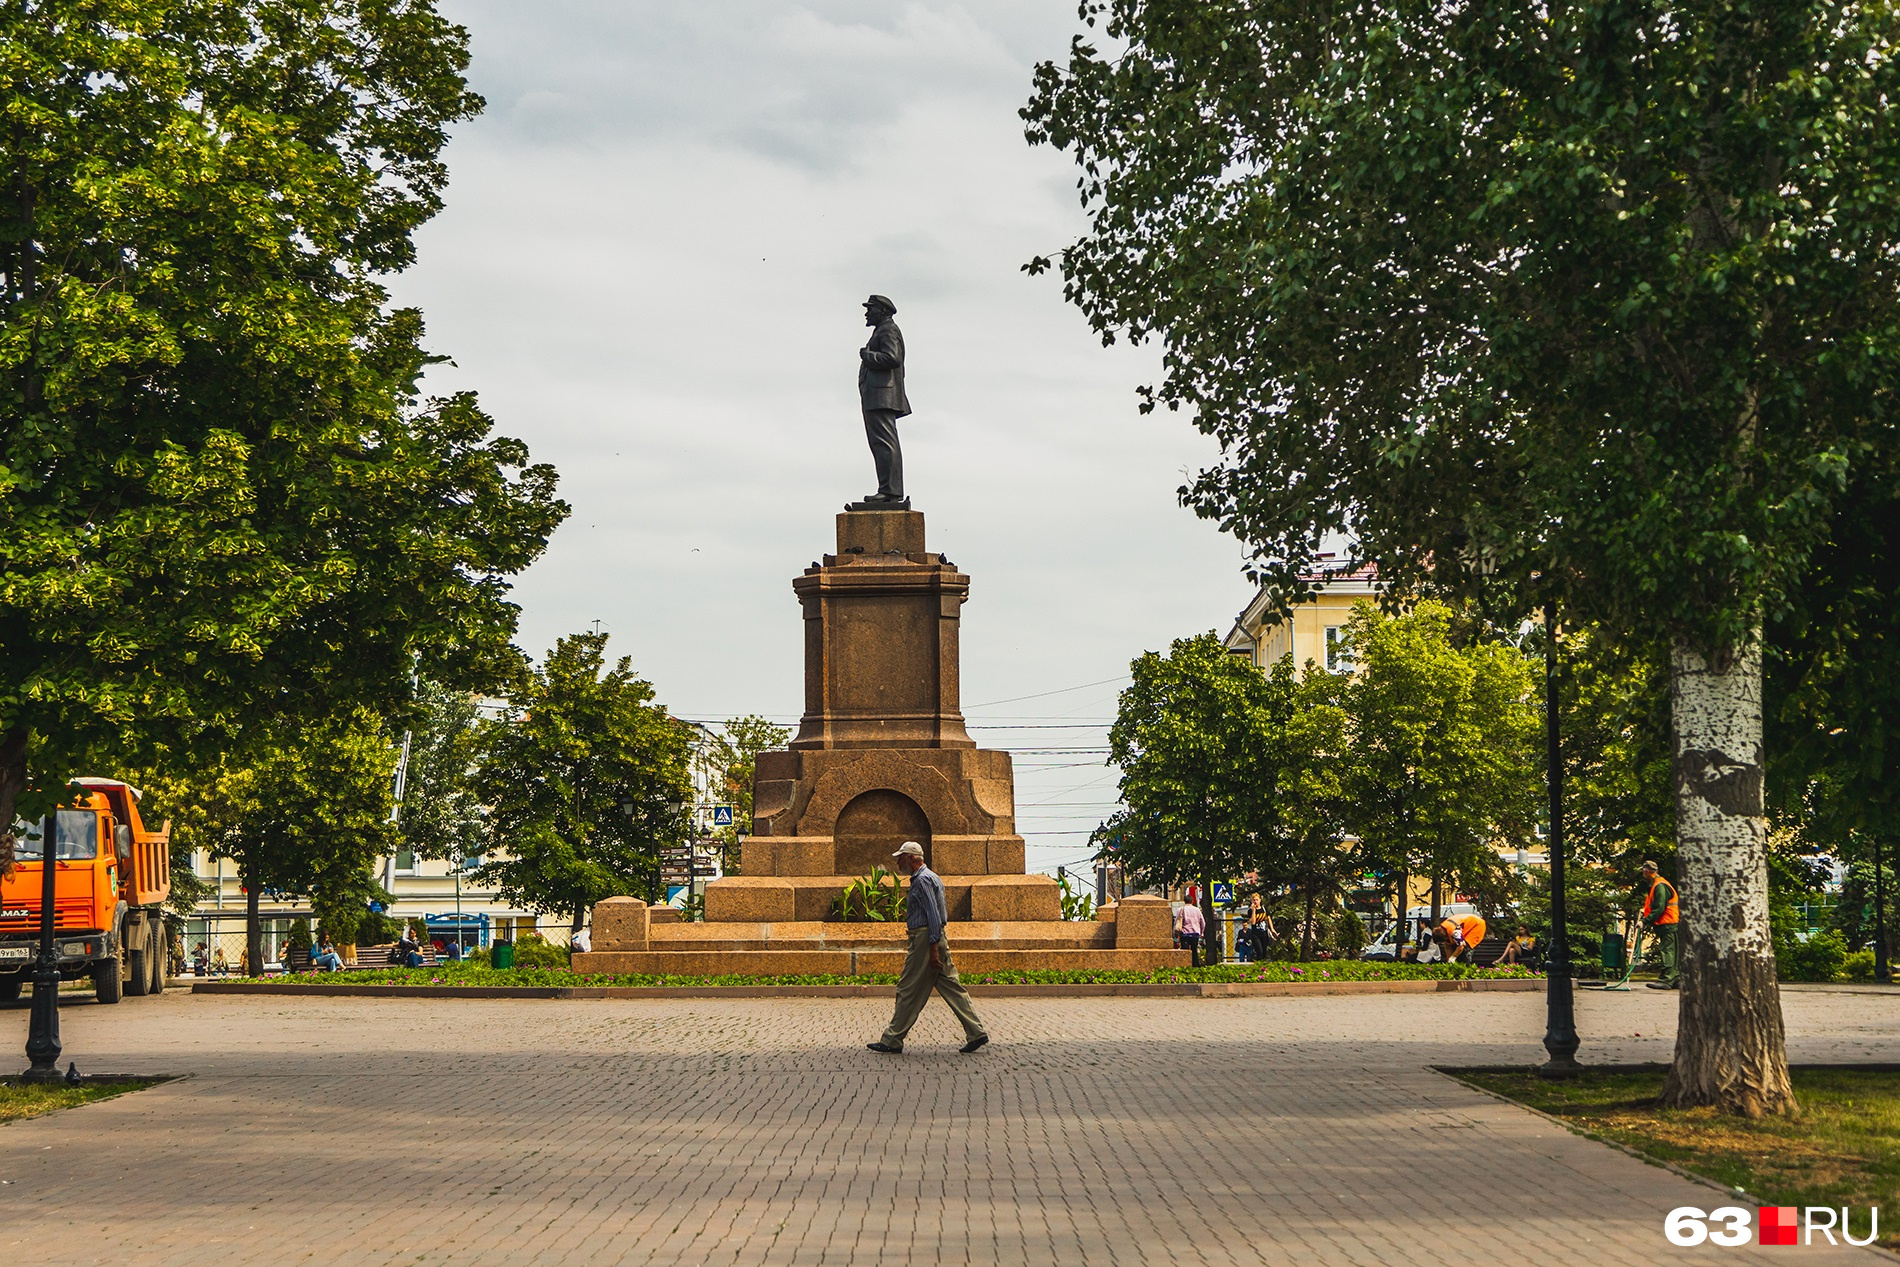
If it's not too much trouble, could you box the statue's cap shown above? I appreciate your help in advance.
[864,294,896,314]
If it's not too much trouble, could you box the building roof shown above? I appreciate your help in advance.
[1224,559,1381,652]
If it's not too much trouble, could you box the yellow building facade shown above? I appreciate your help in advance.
[1220,561,1381,672]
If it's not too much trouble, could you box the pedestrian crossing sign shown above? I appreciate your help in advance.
[712,805,735,826]
[1212,882,1235,904]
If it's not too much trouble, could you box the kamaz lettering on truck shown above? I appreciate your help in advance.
[1,778,172,1003]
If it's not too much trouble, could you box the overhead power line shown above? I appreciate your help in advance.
[963,675,1129,709]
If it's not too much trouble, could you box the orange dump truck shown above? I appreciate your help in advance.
[1,777,172,1003]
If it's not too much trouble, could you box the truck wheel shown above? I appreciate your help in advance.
[126,922,152,997]
[150,932,166,993]
[94,955,123,1004]
[0,975,20,1002]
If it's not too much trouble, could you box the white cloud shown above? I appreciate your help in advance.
[394,0,1253,870]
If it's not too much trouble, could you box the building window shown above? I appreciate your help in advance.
[394,849,416,875]
[1325,626,1352,672]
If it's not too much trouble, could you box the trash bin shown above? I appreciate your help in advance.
[492,941,515,970]
[1600,928,1626,976]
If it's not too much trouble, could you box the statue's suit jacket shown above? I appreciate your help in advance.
[859,319,912,417]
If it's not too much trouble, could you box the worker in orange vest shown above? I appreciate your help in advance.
[1438,913,1487,962]
[1638,860,1680,989]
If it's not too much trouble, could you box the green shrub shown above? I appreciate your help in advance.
[464,946,490,968]
[1842,949,1876,982]
[830,867,907,922]
[354,909,402,945]
[1778,929,1850,982]
[1332,910,1368,958]
[1057,872,1095,921]
[509,932,570,969]
[285,918,314,954]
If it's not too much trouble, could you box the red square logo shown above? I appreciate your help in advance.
[1759,1207,1798,1245]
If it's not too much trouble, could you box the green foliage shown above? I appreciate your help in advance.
[131,708,399,960]
[1332,910,1368,959]
[1557,629,1676,865]
[395,680,487,864]
[354,909,402,946]
[1104,633,1348,944]
[1024,0,1895,653]
[0,0,566,853]
[1842,950,1877,983]
[1778,929,1850,984]
[260,959,1533,988]
[472,632,692,925]
[831,867,907,922]
[707,715,790,873]
[1339,601,1539,902]
[285,919,313,955]
[505,932,568,970]
[1056,871,1095,922]
[1830,856,1899,953]
[1519,866,1631,968]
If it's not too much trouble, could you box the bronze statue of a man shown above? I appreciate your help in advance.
[854,294,911,508]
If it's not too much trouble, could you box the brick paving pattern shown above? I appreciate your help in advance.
[0,985,1892,1264]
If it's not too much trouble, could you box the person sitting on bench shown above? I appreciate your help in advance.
[1495,926,1535,968]
[312,939,344,972]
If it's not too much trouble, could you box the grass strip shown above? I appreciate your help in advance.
[1451,1068,1897,1249]
[219,961,1535,989]
[0,1078,158,1124]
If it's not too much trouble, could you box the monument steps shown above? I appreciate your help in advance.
[638,917,1116,953]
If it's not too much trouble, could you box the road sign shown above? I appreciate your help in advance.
[1212,882,1235,904]
[712,805,735,827]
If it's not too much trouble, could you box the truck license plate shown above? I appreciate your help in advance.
[0,946,30,961]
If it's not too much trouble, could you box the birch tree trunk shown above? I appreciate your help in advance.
[1661,634,1795,1116]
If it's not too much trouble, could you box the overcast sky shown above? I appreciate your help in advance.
[390,1,1254,875]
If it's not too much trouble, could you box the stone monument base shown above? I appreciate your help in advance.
[573,893,1189,977]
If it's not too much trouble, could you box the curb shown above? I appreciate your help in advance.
[189,977,1545,1001]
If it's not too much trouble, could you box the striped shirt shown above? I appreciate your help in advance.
[907,865,948,944]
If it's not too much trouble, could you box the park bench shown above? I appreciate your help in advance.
[342,943,440,970]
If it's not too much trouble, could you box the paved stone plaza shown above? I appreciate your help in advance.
[0,986,1891,1265]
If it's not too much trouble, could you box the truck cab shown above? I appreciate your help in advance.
[2,778,172,1003]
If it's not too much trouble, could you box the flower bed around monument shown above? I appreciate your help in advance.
[216,960,1537,990]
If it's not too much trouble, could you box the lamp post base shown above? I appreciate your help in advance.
[1539,965,1582,1077]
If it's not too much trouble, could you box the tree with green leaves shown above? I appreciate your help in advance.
[709,714,791,874]
[0,1,565,861]
[1337,602,1539,925]
[136,709,399,970]
[1023,0,1900,1114]
[1246,655,1354,960]
[472,633,691,931]
[1106,632,1353,961]
[393,679,488,866]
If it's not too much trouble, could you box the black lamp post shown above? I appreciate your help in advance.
[1875,835,1891,985]
[1541,599,1582,1074]
[23,819,64,1082]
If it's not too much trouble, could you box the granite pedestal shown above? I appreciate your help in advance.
[573,510,1188,975]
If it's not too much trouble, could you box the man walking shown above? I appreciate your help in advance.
[1637,860,1680,989]
[868,842,989,1054]
[856,294,911,506]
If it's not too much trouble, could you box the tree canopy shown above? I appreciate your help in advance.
[1021,0,1899,1114]
[0,0,566,845]
[1338,601,1539,914]
[472,633,692,929]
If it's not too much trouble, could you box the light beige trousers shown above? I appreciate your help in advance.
[880,927,987,1048]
